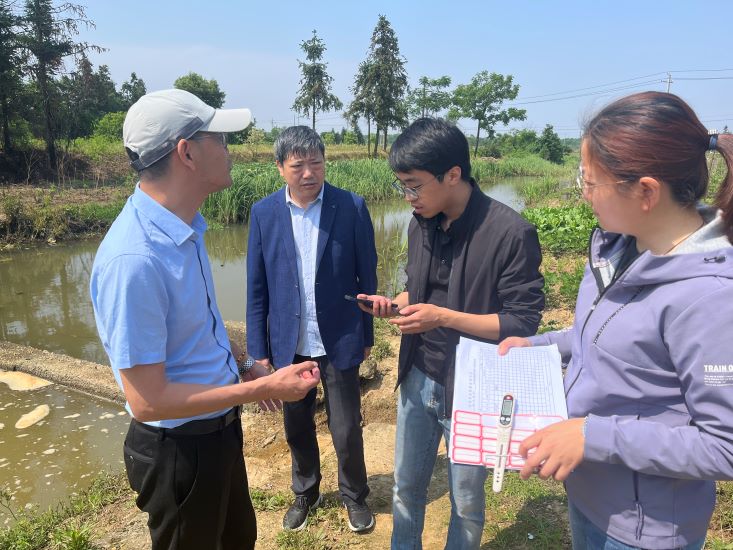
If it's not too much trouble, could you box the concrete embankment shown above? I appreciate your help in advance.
[0,321,248,404]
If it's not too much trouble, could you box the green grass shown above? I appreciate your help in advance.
[482,473,570,549]
[0,472,127,550]
[541,253,586,309]
[249,488,291,512]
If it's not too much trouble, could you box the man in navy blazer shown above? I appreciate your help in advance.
[246,126,377,533]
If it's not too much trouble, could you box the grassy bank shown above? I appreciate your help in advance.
[0,153,571,244]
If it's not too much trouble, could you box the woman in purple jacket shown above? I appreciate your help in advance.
[500,91,733,550]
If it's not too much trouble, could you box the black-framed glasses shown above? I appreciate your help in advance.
[391,173,444,200]
[189,132,228,149]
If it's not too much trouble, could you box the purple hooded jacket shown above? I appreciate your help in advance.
[529,206,733,549]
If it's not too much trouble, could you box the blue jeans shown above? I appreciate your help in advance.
[569,502,705,550]
[391,367,488,550]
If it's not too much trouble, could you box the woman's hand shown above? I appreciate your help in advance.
[497,336,532,356]
[518,418,586,482]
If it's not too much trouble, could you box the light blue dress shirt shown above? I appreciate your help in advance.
[285,184,326,357]
[90,185,238,428]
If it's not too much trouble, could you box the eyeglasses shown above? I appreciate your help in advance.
[189,132,228,149]
[391,173,444,200]
[575,165,634,194]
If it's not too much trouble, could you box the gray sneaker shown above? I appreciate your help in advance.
[345,501,375,532]
[282,492,322,531]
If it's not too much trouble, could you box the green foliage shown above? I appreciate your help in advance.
[449,71,526,156]
[249,488,291,512]
[406,75,452,119]
[57,55,124,141]
[119,71,146,108]
[292,30,342,129]
[0,472,126,550]
[91,111,125,140]
[365,15,408,153]
[541,254,586,309]
[50,522,94,550]
[174,72,225,108]
[21,0,101,168]
[536,124,565,164]
[472,154,570,181]
[523,204,597,254]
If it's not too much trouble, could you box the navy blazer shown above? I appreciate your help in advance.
[246,182,377,370]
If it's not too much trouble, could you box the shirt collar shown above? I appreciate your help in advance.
[131,183,206,246]
[285,183,325,208]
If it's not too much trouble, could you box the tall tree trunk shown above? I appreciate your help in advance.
[474,120,481,157]
[1,93,11,153]
[383,127,388,152]
[312,99,316,130]
[373,125,380,158]
[366,117,371,156]
[37,64,57,171]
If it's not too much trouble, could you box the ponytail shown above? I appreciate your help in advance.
[714,134,733,242]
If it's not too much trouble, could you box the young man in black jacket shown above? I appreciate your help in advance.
[359,118,544,550]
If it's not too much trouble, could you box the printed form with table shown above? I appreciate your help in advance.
[449,337,568,472]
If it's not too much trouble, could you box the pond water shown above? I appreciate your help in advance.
[0,377,129,526]
[0,177,527,522]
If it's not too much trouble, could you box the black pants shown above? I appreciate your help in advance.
[284,354,369,506]
[123,413,256,550]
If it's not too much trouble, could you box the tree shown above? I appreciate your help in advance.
[0,1,23,152]
[449,71,526,156]
[366,15,408,155]
[292,29,342,130]
[406,75,451,120]
[21,0,101,169]
[92,111,125,140]
[345,59,377,154]
[120,71,146,108]
[536,124,564,164]
[57,54,122,141]
[174,72,225,108]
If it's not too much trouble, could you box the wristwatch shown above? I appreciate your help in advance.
[238,355,256,377]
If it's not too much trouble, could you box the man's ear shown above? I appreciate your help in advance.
[637,177,661,212]
[276,161,285,178]
[177,138,196,170]
[445,165,462,186]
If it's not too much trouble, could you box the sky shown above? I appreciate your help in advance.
[73,0,733,138]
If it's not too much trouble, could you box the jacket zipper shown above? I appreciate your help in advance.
[567,230,639,397]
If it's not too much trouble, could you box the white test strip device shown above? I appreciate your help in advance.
[492,393,515,493]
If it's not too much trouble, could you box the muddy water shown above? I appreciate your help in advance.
[0,376,129,526]
[0,179,524,364]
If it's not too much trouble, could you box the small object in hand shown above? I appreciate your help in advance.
[238,355,256,377]
[344,294,400,310]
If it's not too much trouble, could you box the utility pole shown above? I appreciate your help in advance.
[665,73,673,93]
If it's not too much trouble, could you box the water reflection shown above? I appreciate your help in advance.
[0,179,525,364]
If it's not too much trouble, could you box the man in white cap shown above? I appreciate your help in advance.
[90,89,321,550]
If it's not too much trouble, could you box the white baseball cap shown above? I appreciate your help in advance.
[123,88,252,171]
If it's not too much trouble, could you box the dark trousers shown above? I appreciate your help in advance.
[123,413,256,550]
[284,354,369,505]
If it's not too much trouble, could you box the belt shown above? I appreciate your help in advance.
[134,406,240,437]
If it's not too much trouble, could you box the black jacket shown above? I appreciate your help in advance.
[396,180,545,415]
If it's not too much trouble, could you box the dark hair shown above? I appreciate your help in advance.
[389,118,471,181]
[584,91,733,239]
[274,126,325,164]
[127,147,172,180]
